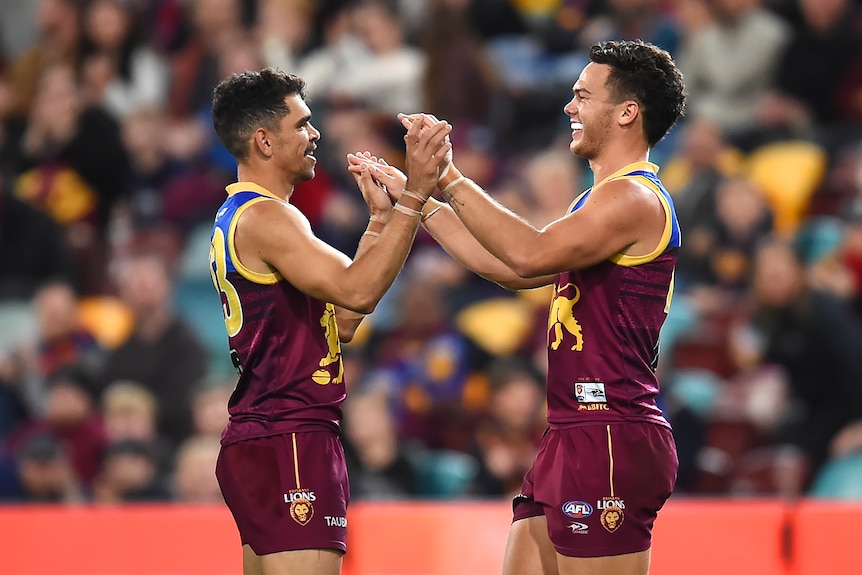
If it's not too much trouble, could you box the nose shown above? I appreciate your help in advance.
[563,98,576,117]
[309,122,321,141]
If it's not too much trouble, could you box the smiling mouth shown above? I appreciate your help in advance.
[571,122,583,133]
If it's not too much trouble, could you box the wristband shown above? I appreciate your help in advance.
[393,202,422,218]
[438,161,452,182]
[401,189,427,203]
[422,205,442,223]
[441,176,467,195]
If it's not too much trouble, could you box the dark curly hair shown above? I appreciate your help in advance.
[589,40,686,147]
[211,68,307,161]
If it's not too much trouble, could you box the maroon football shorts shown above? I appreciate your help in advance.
[216,431,349,555]
[513,422,677,557]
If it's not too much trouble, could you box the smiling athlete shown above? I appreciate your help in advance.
[369,40,687,575]
[208,68,450,575]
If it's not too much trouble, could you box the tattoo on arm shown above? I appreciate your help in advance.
[443,191,464,211]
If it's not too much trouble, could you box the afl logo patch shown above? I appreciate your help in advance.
[562,500,593,519]
[290,497,314,526]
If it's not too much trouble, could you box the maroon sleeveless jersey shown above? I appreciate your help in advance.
[546,162,679,428]
[209,182,345,445]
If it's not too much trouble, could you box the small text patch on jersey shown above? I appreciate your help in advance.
[575,382,606,403]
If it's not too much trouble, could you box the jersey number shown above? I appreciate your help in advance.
[210,227,243,337]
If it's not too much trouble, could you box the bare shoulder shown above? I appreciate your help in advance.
[236,197,312,242]
[589,178,664,221]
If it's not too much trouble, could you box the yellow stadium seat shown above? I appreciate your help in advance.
[77,296,135,350]
[744,140,828,236]
[455,297,534,356]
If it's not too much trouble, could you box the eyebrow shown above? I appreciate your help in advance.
[296,113,312,127]
[574,88,591,97]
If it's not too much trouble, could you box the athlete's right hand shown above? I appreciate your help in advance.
[398,113,455,179]
[403,114,452,200]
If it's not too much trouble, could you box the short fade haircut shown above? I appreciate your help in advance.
[211,68,307,161]
[589,40,686,147]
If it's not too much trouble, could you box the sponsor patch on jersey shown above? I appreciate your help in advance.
[575,382,607,403]
[568,521,589,534]
[562,500,593,519]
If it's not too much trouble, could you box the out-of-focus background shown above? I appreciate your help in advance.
[0,0,861,574]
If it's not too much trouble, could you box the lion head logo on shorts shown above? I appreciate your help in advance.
[290,497,314,525]
[600,505,624,533]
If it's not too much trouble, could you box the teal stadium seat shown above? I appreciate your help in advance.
[810,453,862,500]
[0,301,38,354]
[412,449,479,499]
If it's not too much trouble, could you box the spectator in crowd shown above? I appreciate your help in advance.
[321,0,425,116]
[578,0,681,56]
[12,63,132,293]
[757,0,860,149]
[679,0,790,145]
[419,0,500,129]
[80,0,170,120]
[170,435,222,502]
[189,381,231,439]
[101,379,172,473]
[0,184,74,300]
[342,389,420,500]
[0,0,861,505]
[14,433,85,503]
[33,279,103,380]
[747,237,862,490]
[97,251,208,448]
[167,0,247,118]
[704,177,775,292]
[470,359,545,497]
[7,365,106,490]
[1,0,84,122]
[365,276,474,451]
[668,119,739,290]
[92,438,171,503]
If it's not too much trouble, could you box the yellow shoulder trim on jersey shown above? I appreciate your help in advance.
[609,175,673,267]
[226,181,283,200]
[594,161,659,191]
[227,197,283,285]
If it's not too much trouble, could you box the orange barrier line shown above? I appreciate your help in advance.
[0,500,860,575]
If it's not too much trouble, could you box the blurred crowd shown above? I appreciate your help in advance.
[0,0,861,504]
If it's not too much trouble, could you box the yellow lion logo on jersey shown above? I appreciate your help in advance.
[548,283,584,352]
[311,303,344,385]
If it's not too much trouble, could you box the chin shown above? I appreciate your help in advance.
[300,168,316,182]
[570,142,592,160]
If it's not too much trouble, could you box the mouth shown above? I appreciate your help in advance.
[571,121,583,136]
[304,147,316,162]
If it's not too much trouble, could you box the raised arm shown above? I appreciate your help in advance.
[419,199,556,290]
[234,122,453,315]
[335,154,399,342]
[347,153,554,291]
[405,117,664,277]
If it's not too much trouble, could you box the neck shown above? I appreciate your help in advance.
[236,164,293,201]
[588,139,650,186]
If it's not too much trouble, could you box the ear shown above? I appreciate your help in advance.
[253,127,273,158]
[618,101,640,128]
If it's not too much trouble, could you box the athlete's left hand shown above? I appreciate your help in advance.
[347,151,394,222]
[347,151,407,203]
